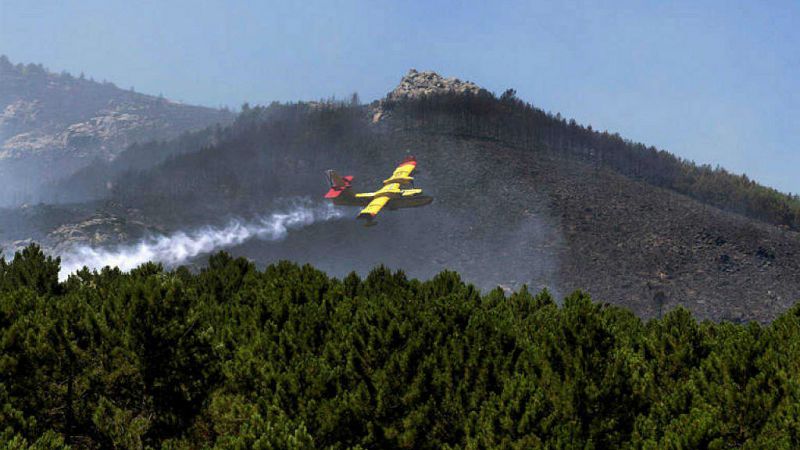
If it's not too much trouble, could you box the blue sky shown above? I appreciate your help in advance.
[2,0,798,193]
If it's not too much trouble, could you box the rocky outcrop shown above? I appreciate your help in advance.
[47,210,158,255]
[1,107,160,159]
[372,69,488,123]
[387,69,486,100]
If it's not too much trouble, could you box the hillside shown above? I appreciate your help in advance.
[0,56,234,205]
[3,69,799,322]
[3,248,800,448]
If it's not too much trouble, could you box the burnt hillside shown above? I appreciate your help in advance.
[7,71,799,322]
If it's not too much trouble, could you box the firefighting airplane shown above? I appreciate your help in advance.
[324,156,433,226]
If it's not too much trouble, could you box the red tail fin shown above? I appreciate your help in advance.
[324,170,354,199]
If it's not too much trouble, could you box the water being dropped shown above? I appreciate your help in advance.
[58,200,342,280]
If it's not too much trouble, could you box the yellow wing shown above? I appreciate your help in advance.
[391,161,415,178]
[383,157,417,185]
[357,196,391,219]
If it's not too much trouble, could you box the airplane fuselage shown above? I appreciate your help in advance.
[324,156,432,224]
[331,190,433,210]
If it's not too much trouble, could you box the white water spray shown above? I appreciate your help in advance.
[58,201,342,280]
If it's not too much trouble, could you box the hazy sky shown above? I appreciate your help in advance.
[2,0,798,193]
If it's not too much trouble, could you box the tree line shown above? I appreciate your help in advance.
[2,244,800,448]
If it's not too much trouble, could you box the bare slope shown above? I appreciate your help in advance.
[79,111,798,322]
[281,129,800,322]
[459,136,800,322]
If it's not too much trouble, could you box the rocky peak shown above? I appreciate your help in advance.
[387,69,486,101]
[373,69,487,123]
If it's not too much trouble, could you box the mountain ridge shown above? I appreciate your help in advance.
[0,55,235,205]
